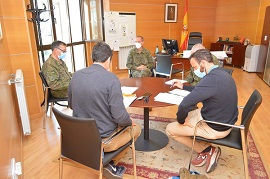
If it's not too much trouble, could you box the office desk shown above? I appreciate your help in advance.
[171,56,191,69]
[120,77,174,151]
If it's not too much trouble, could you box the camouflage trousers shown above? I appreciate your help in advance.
[131,68,152,78]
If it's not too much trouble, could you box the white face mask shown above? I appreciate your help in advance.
[135,42,142,49]
[194,67,206,78]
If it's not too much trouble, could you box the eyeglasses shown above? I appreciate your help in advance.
[57,47,67,53]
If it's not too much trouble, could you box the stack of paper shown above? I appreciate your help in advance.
[121,86,138,108]
[154,93,184,105]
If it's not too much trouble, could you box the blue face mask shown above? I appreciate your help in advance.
[194,67,206,78]
[58,52,66,60]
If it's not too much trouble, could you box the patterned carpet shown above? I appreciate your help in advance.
[118,114,269,179]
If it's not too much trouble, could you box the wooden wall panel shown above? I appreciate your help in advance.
[1,0,25,18]
[10,54,35,86]
[25,85,40,116]
[4,19,30,54]
[215,0,260,45]
[256,1,270,44]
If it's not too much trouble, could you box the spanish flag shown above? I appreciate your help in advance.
[180,0,188,51]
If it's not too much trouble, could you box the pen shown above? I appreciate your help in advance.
[170,82,175,88]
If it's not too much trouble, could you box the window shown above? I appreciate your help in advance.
[30,0,104,71]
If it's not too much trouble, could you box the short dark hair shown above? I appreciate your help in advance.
[92,42,113,63]
[137,36,144,41]
[51,41,67,51]
[189,49,213,63]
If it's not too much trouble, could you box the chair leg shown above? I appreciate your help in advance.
[43,101,48,129]
[241,131,249,179]
[50,102,54,118]
[132,141,137,178]
[59,157,63,179]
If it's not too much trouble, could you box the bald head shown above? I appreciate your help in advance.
[191,43,205,54]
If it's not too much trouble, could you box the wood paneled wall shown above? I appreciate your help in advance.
[0,0,22,178]
[1,0,42,120]
[215,0,261,44]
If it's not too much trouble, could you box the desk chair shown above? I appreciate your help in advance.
[187,32,203,50]
[155,54,184,79]
[39,71,68,129]
[52,107,137,179]
[189,89,262,178]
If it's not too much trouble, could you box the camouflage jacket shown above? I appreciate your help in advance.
[185,55,220,86]
[41,55,71,98]
[126,47,154,77]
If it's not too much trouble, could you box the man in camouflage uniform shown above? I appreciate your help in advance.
[185,44,220,85]
[41,41,71,98]
[126,36,155,77]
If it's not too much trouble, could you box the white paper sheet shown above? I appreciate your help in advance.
[123,96,137,108]
[165,79,188,86]
[168,89,190,97]
[154,93,184,105]
[121,86,138,94]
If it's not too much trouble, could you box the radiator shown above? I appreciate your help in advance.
[10,69,31,135]
[118,45,135,69]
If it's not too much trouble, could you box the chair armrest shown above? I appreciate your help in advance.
[103,126,132,144]
[198,119,245,130]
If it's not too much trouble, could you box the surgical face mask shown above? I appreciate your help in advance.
[58,52,66,60]
[135,42,142,49]
[194,67,206,78]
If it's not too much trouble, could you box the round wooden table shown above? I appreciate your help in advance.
[120,77,174,151]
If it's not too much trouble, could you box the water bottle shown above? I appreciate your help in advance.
[155,46,159,54]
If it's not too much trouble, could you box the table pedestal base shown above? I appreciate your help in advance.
[135,129,169,151]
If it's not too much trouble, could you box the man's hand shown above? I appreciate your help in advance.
[137,65,147,71]
[171,79,183,89]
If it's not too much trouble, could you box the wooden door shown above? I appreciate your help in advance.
[258,6,270,79]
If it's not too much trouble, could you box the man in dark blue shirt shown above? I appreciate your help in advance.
[166,49,238,173]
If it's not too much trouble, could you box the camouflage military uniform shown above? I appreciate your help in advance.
[126,48,155,77]
[41,55,71,98]
[185,55,220,86]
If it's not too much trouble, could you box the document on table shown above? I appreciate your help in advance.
[154,93,184,105]
[121,86,138,108]
[123,96,137,108]
[165,79,188,85]
[168,89,190,97]
[121,86,138,95]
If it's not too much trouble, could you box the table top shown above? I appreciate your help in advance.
[120,77,174,108]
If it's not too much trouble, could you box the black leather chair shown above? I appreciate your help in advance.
[187,32,203,50]
[155,54,184,79]
[52,107,137,179]
[39,71,68,129]
[189,89,262,178]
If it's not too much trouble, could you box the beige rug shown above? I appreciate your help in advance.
[118,114,269,179]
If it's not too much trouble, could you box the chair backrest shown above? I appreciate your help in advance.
[187,32,203,50]
[155,54,172,76]
[52,107,102,171]
[241,89,262,137]
[39,71,53,98]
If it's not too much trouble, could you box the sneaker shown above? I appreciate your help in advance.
[191,152,208,167]
[205,146,221,173]
[103,161,126,179]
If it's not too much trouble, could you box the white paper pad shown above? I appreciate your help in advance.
[154,93,184,105]
[123,96,137,108]
[165,79,188,85]
[121,86,138,94]
[168,89,190,97]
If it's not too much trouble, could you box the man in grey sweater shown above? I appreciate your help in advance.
[166,49,238,173]
[68,42,141,179]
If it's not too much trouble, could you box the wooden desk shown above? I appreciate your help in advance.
[171,56,191,69]
[120,77,174,151]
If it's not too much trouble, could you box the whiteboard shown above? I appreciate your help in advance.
[104,11,136,51]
